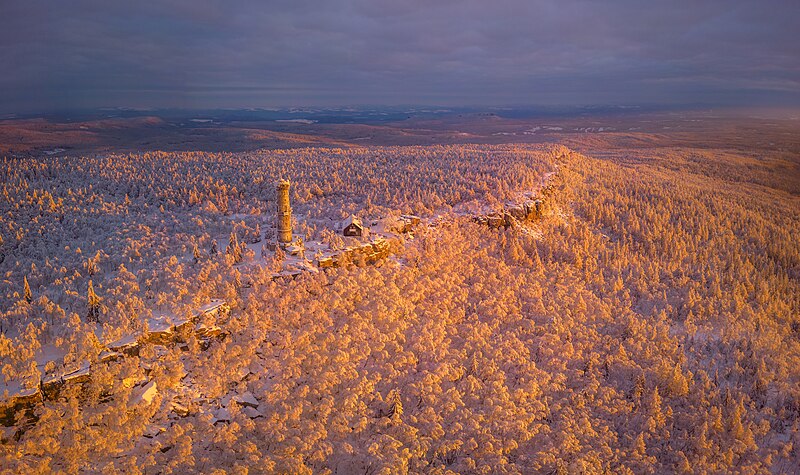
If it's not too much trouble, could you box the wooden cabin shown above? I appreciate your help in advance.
[342,215,364,237]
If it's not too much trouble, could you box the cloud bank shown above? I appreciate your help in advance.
[1,0,799,112]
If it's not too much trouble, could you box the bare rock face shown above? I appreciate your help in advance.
[509,205,527,220]
[478,196,549,230]
[316,238,394,269]
[484,213,512,229]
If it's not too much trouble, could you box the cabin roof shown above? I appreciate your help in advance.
[343,214,363,229]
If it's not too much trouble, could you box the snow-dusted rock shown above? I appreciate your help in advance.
[233,391,259,408]
[170,401,190,417]
[213,407,231,424]
[130,380,158,407]
[242,406,262,419]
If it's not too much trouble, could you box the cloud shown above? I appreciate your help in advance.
[1,0,798,112]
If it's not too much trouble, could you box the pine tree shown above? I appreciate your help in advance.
[87,280,101,322]
[233,270,242,292]
[668,363,689,397]
[694,421,711,455]
[274,245,285,266]
[386,389,403,422]
[23,276,32,303]
[634,432,647,457]
[631,372,646,408]
[86,256,99,276]
[647,386,666,431]
[675,452,692,474]
[193,243,201,264]
[227,231,242,263]
[210,239,218,256]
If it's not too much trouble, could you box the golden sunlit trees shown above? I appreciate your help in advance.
[1,139,798,472]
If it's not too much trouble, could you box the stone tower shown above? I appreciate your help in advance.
[276,179,292,245]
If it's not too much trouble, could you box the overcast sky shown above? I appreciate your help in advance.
[1,0,799,113]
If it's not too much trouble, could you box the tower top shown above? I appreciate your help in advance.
[276,179,290,189]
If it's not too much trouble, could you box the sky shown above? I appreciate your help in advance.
[1,0,799,114]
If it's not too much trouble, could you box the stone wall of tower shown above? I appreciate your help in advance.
[276,180,292,244]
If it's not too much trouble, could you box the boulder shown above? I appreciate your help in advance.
[233,392,259,408]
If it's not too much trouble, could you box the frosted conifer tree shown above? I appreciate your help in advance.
[387,389,403,422]
[193,243,201,264]
[273,245,285,268]
[86,256,99,276]
[227,231,243,263]
[233,270,242,291]
[23,276,32,303]
[87,280,101,322]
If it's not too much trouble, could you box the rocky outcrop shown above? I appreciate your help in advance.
[317,238,394,269]
[1,300,230,427]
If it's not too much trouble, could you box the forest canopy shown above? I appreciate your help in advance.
[1,140,799,473]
